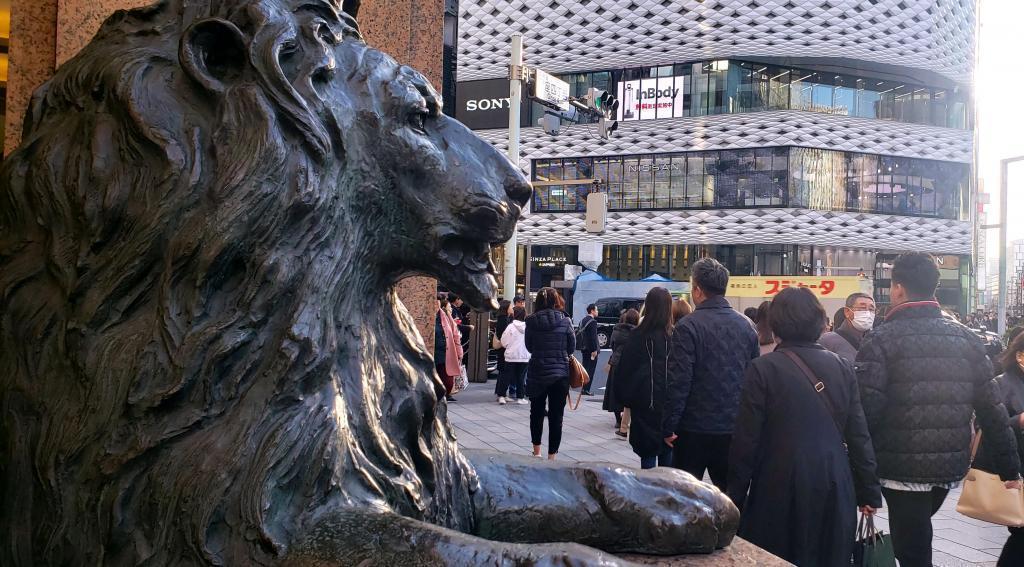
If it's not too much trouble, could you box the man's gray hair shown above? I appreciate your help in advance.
[845,292,874,308]
[691,258,730,296]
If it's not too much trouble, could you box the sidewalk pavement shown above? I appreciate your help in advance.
[448,380,1012,567]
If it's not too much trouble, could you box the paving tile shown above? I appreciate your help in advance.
[932,539,999,562]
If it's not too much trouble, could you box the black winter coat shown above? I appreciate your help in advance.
[602,323,636,413]
[578,315,600,353]
[524,309,575,397]
[974,365,1024,476]
[665,296,759,436]
[728,343,882,567]
[616,329,673,458]
[856,301,1021,483]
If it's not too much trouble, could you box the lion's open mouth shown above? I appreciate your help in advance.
[439,235,502,310]
[440,235,497,275]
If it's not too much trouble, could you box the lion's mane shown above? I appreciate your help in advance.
[0,1,475,564]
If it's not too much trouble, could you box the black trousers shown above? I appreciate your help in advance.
[999,526,1024,566]
[530,380,569,455]
[497,362,527,399]
[881,486,949,567]
[581,351,599,393]
[671,431,731,491]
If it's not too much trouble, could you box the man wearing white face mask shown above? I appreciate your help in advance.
[820,293,876,362]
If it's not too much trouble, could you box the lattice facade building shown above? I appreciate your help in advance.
[454,0,977,314]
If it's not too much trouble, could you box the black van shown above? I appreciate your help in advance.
[591,297,645,348]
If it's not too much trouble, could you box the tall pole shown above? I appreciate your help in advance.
[503,34,523,301]
[999,156,1024,337]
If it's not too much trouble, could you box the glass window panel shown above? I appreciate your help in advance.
[892,85,912,122]
[855,78,881,119]
[876,81,898,120]
[669,155,687,207]
[790,71,815,111]
[768,67,790,110]
[948,88,967,129]
[685,154,705,207]
[607,157,624,210]
[692,62,711,116]
[931,89,949,127]
[715,150,740,207]
[772,147,789,206]
[833,75,855,116]
[701,152,718,206]
[637,155,655,209]
[652,155,673,208]
[860,154,879,213]
[621,157,640,209]
[876,156,898,213]
[910,88,931,125]
[811,80,835,113]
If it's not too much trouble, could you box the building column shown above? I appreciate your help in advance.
[359,0,445,349]
[4,0,445,348]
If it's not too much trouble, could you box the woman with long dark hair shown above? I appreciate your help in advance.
[973,332,1024,565]
[614,287,675,469]
[524,287,576,460]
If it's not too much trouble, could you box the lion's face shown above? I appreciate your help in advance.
[321,39,532,310]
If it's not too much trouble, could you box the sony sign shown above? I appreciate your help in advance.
[465,97,511,111]
[455,78,529,130]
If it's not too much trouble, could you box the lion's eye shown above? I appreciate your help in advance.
[408,111,429,135]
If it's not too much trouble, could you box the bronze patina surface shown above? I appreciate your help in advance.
[0,1,739,564]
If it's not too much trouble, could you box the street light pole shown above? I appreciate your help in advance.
[503,34,524,301]
[998,155,1024,337]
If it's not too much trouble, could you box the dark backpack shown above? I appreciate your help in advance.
[575,317,595,350]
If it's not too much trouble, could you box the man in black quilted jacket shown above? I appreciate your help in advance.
[664,258,759,490]
[856,252,1022,567]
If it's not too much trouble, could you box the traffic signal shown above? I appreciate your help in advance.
[598,115,618,140]
[587,89,619,139]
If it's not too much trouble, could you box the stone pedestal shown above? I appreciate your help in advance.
[623,539,792,565]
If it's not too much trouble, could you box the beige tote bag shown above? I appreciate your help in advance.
[956,433,1024,527]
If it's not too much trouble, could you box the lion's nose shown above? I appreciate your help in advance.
[503,177,533,209]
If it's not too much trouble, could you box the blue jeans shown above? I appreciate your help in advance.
[640,447,673,470]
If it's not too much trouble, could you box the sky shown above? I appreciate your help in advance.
[978,1,1024,268]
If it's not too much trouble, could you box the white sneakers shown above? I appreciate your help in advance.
[497,396,527,406]
[517,398,528,405]
[497,396,507,405]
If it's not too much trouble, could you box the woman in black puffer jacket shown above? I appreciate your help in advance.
[973,332,1024,566]
[524,287,575,460]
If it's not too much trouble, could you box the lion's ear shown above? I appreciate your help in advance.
[180,18,249,94]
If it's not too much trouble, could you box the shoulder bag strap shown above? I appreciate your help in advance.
[781,349,845,439]
[566,390,584,410]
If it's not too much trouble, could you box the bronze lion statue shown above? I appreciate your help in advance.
[0,1,739,565]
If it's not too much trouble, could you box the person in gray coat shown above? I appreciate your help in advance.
[820,292,876,362]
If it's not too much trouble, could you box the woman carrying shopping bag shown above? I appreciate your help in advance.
[727,287,882,566]
[966,332,1024,565]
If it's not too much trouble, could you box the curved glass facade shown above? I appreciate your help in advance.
[528,59,969,130]
[532,147,968,220]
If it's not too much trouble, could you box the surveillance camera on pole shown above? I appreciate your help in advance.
[539,112,561,136]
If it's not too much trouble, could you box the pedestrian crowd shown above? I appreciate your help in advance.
[447,252,1024,566]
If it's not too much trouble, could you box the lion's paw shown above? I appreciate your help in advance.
[468,452,739,556]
